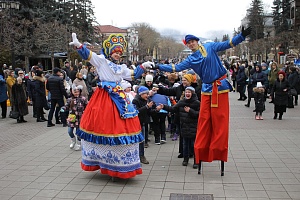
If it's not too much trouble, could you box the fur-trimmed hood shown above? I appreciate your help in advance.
[33,75,45,82]
[253,87,265,93]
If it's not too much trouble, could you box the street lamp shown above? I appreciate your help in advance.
[0,0,21,68]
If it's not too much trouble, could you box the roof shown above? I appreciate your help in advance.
[95,25,127,34]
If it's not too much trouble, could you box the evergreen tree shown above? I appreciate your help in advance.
[247,0,265,41]
[272,0,290,34]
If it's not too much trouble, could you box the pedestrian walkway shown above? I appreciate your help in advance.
[0,92,300,200]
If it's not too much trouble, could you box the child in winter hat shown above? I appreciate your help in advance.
[138,86,149,95]
[145,74,153,82]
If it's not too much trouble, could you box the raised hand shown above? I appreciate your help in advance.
[142,61,155,69]
[69,33,82,48]
[241,26,252,38]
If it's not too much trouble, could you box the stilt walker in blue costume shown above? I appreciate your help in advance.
[155,27,251,175]
[69,33,153,179]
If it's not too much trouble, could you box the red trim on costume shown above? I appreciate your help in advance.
[140,64,145,70]
[81,162,143,179]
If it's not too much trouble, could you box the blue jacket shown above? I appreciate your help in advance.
[0,75,8,103]
[158,33,245,94]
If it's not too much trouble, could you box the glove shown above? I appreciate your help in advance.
[69,33,82,48]
[241,26,252,38]
[142,61,155,69]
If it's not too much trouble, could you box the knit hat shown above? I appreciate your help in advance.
[120,80,131,90]
[72,84,83,91]
[185,86,195,93]
[138,86,149,95]
[278,70,286,77]
[187,69,195,75]
[145,74,153,82]
[183,74,193,83]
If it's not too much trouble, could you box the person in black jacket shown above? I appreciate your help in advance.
[153,73,200,158]
[132,86,155,164]
[34,71,48,122]
[287,66,298,106]
[27,70,37,118]
[46,68,68,127]
[245,64,266,107]
[86,66,98,100]
[158,87,200,168]
[236,65,247,101]
[270,71,289,120]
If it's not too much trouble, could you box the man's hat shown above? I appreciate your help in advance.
[183,35,199,45]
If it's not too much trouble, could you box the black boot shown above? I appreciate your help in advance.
[182,157,189,166]
[17,116,22,123]
[20,116,27,123]
[278,113,283,120]
[192,157,198,169]
[273,113,277,119]
[37,118,45,122]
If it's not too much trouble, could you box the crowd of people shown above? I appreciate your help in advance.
[230,60,300,120]
[1,27,300,179]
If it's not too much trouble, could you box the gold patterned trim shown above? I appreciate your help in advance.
[172,64,175,72]
[201,89,230,95]
[198,44,207,57]
[229,38,234,48]
[80,127,141,137]
[87,50,93,61]
[131,69,135,81]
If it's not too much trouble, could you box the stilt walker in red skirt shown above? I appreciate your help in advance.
[155,27,251,175]
[69,33,153,179]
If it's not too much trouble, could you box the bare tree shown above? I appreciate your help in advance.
[33,20,68,69]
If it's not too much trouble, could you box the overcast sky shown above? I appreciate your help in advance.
[91,0,274,39]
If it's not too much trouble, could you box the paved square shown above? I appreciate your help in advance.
[0,92,300,199]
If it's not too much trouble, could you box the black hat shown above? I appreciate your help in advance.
[53,68,61,74]
[36,70,44,77]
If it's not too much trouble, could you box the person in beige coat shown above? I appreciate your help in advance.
[72,72,89,100]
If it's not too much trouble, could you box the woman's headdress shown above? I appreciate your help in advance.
[102,34,127,58]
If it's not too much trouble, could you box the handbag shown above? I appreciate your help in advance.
[67,114,76,122]
[289,88,297,96]
[9,111,19,119]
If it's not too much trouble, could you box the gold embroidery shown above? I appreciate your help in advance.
[229,38,234,48]
[131,70,134,81]
[198,44,207,57]
[172,64,175,72]
[87,50,93,61]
